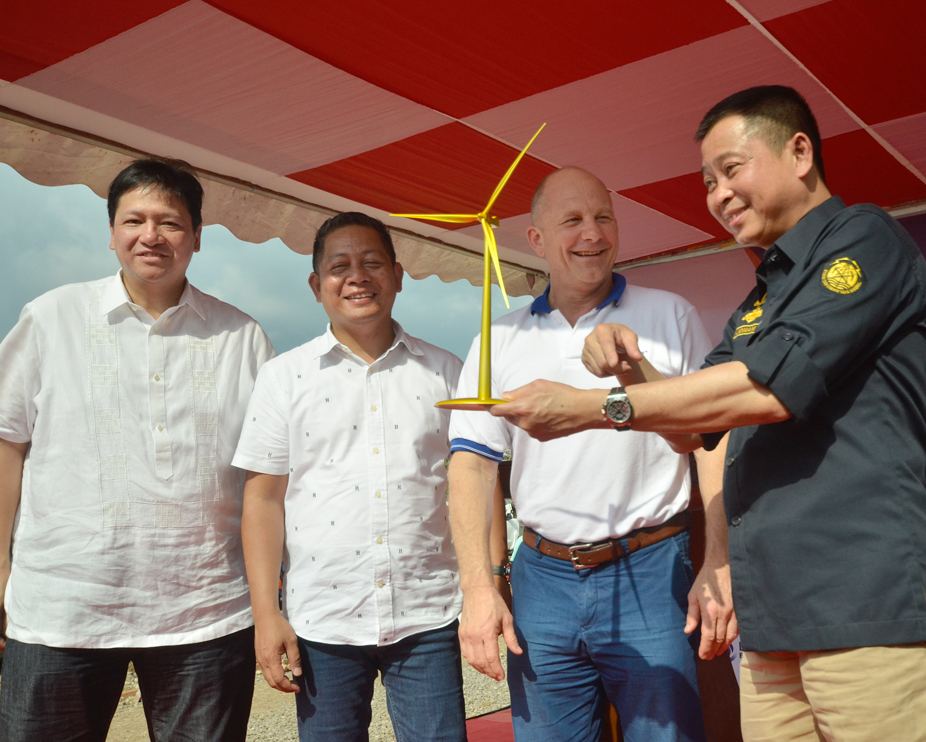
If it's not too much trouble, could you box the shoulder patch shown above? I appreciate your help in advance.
[821,258,863,295]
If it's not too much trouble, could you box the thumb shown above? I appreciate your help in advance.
[501,613,523,656]
[501,385,526,401]
[684,596,701,635]
[286,636,303,677]
[620,328,644,361]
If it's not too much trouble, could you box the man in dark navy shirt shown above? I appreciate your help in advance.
[488,86,926,741]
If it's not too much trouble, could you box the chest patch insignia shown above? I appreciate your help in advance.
[741,294,766,324]
[734,294,766,339]
[821,258,863,295]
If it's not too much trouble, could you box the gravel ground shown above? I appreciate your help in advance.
[101,639,510,742]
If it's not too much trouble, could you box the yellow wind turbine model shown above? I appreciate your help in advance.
[392,123,545,410]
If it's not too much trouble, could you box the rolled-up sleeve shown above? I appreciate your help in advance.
[737,209,925,421]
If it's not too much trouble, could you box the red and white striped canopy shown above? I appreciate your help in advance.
[2,0,924,297]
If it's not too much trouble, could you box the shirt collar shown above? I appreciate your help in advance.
[314,320,422,361]
[530,272,627,315]
[772,196,846,264]
[98,273,203,320]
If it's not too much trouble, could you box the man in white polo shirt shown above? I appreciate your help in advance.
[233,212,466,741]
[449,167,724,742]
[0,158,275,741]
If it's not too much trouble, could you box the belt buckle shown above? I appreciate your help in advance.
[568,542,596,570]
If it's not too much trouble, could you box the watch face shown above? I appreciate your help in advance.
[606,398,632,424]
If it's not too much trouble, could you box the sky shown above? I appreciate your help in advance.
[0,163,534,360]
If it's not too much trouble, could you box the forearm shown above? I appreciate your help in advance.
[241,471,289,622]
[488,477,512,600]
[630,362,789,432]
[694,434,730,563]
[489,478,508,568]
[564,362,790,435]
[448,452,498,592]
[688,433,738,656]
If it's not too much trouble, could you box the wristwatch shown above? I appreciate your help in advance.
[602,387,633,430]
[491,564,511,580]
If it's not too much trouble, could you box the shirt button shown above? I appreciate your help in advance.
[376,537,383,544]
[373,448,380,454]
[726,457,735,467]
[377,581,385,589]
[371,405,377,412]
[731,516,742,526]
[157,425,163,432]
[152,327,158,334]
[154,375,160,381]
[375,491,382,498]
[782,332,794,341]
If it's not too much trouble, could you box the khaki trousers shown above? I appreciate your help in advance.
[740,644,926,742]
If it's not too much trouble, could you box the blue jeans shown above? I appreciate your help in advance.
[0,627,255,742]
[295,621,466,742]
[509,532,706,742]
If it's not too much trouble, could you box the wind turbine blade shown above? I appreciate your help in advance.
[390,213,479,223]
[482,218,509,309]
[482,123,546,215]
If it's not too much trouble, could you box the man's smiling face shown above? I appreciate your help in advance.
[527,168,619,294]
[701,115,808,249]
[309,225,403,332]
[109,186,200,298]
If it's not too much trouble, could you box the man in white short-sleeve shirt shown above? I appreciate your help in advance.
[233,212,466,742]
[0,158,275,742]
[449,167,729,742]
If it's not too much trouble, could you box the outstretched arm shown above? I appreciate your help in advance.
[491,360,789,439]
[0,438,27,652]
[448,451,522,681]
[686,436,738,658]
[242,470,302,693]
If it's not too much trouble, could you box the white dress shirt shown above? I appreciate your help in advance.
[450,276,713,544]
[0,274,275,648]
[233,322,463,646]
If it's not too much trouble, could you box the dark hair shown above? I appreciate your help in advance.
[695,85,826,184]
[108,158,204,229]
[312,212,396,274]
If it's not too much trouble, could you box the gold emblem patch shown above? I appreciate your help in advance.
[733,323,760,339]
[735,294,765,338]
[741,294,766,324]
[822,258,863,294]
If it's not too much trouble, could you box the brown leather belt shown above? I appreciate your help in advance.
[522,511,691,570]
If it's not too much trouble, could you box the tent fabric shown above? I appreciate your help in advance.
[1,0,924,294]
[0,116,542,298]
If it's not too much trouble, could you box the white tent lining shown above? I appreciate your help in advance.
[0,109,549,297]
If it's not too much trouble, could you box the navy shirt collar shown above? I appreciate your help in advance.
[530,272,627,315]
[772,196,846,264]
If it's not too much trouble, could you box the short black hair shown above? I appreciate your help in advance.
[312,212,396,274]
[108,158,204,229]
[696,85,826,185]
